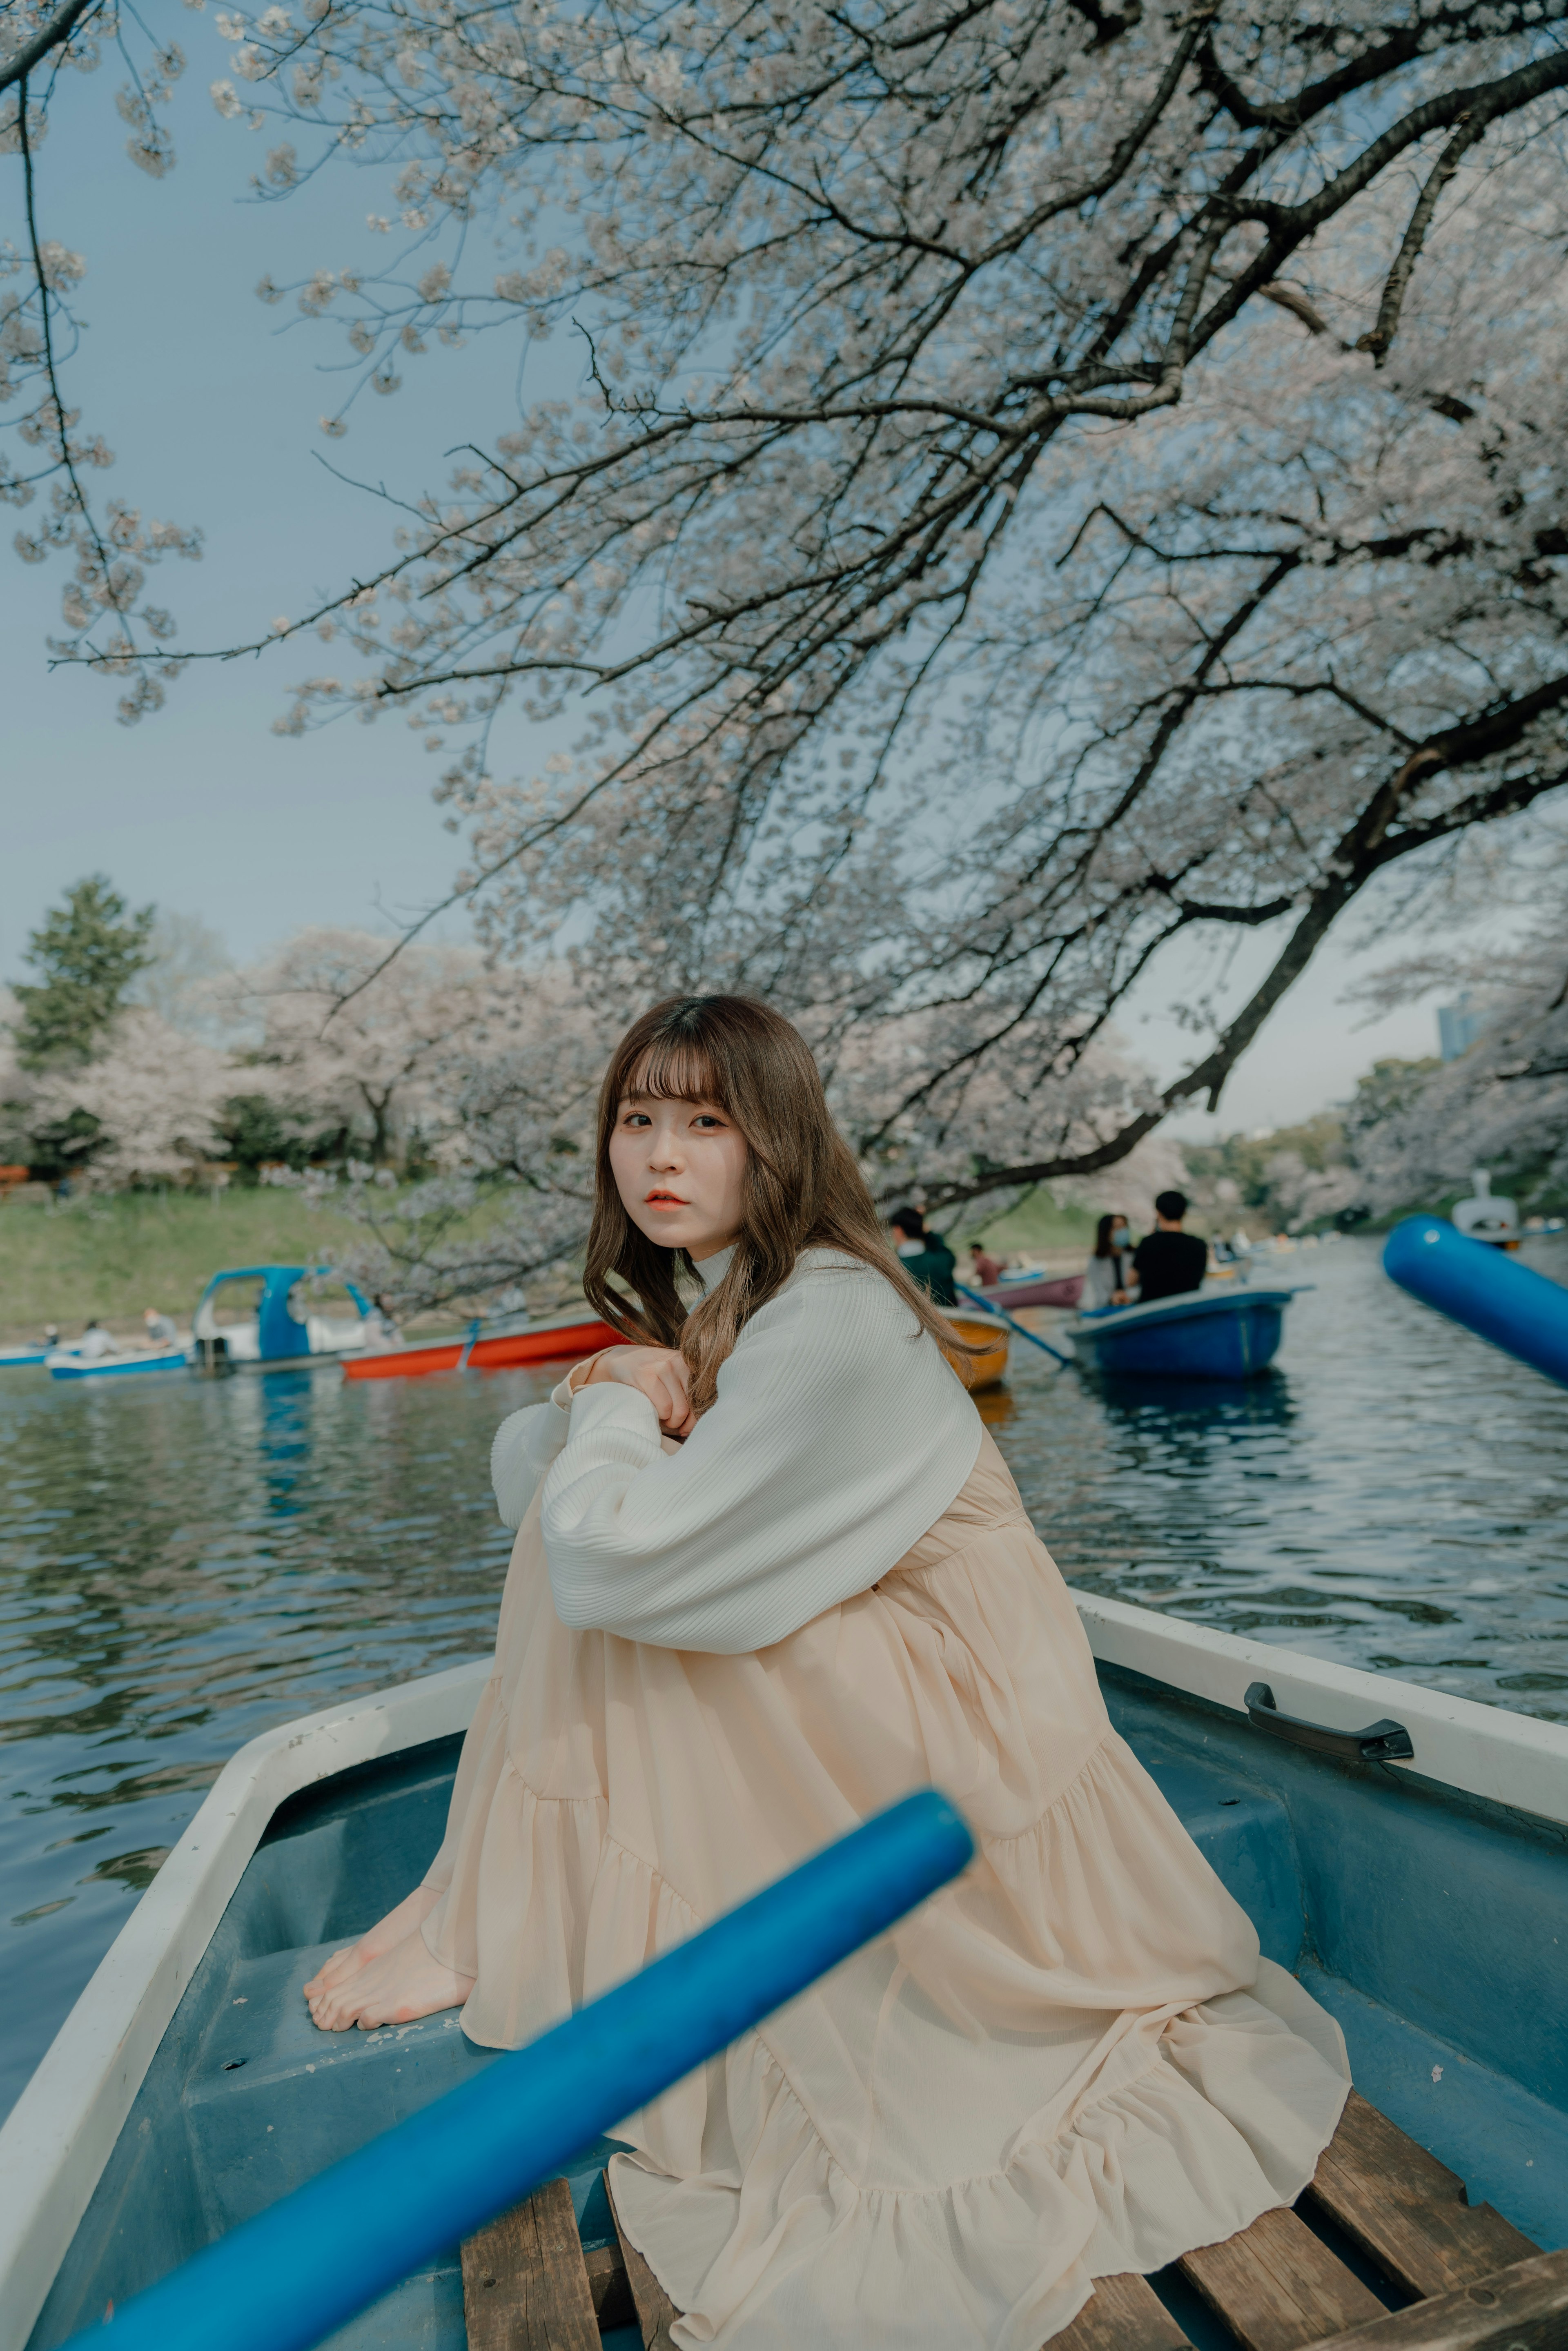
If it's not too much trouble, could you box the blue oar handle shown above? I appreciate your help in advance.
[69,1791,974,2351]
[1383,1215,1568,1388]
[955,1282,1076,1367]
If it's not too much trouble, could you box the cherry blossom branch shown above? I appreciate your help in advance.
[0,0,102,93]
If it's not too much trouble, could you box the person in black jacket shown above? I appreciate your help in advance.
[888,1206,960,1307]
[1131,1191,1209,1302]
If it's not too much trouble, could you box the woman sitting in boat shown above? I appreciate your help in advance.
[303,996,1348,2350]
[887,1202,960,1305]
[1082,1210,1135,1311]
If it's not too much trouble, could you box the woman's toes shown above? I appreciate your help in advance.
[302,1946,359,2001]
[304,1934,472,2034]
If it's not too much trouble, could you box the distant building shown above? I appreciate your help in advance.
[1437,993,1486,1062]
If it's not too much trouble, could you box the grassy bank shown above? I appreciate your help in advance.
[0,1191,368,1343]
[0,1180,1111,1343]
[959,1190,1098,1263]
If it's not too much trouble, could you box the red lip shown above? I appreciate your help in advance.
[645,1192,688,1206]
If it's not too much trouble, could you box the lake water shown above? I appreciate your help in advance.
[3,1234,1566,2122]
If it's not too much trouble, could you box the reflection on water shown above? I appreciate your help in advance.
[2,1236,1566,2119]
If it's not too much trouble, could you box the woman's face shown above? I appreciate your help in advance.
[609,1089,750,1263]
[1110,1220,1129,1249]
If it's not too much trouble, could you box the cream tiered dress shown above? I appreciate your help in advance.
[420,1255,1349,2351]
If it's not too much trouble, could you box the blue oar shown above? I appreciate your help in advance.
[66,1791,973,2351]
[956,1282,1076,1367]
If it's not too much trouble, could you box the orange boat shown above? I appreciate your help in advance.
[947,1313,1010,1392]
[342,1317,621,1381]
[348,1308,1009,1388]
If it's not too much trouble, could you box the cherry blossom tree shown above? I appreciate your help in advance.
[14,0,1568,1186]
[1,0,202,712]
[329,972,616,1309]
[234,925,523,1164]
[21,1005,232,1181]
[1341,866,1568,1214]
[163,0,1568,1202]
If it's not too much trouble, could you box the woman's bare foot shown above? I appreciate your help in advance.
[302,1881,441,2005]
[306,1929,474,2032]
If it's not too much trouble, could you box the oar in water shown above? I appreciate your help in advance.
[955,1283,1075,1368]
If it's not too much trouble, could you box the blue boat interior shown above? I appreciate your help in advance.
[28,1663,1568,2351]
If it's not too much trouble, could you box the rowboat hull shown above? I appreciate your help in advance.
[977,1272,1083,1311]
[343,1318,623,1381]
[946,1313,1009,1390]
[47,1345,192,1380]
[1066,1287,1300,1379]
[8,1603,1566,2350]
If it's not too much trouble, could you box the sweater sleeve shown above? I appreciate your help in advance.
[490,1395,573,1530]
[540,1258,981,1652]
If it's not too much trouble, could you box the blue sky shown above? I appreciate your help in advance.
[1,42,1446,1131]
[2,43,531,961]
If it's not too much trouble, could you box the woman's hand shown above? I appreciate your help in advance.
[585,1345,696,1439]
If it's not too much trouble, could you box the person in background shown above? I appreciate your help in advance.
[142,1306,178,1348]
[1131,1190,1209,1302]
[77,1320,114,1361]
[365,1291,404,1350]
[1082,1212,1134,1310]
[888,1205,960,1307]
[967,1240,1004,1289]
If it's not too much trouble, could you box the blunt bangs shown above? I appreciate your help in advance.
[621,1036,726,1110]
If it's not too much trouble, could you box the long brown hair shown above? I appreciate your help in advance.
[583,995,977,1415]
[1094,1211,1128,1259]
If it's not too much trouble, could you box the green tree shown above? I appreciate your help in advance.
[12,878,156,1069]
[214,1094,321,1182]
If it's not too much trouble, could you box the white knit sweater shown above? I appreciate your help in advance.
[489,1246,982,1652]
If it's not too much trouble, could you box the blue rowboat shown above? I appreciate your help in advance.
[4,1596,1565,2351]
[0,1344,52,1367]
[47,1343,193,1380]
[1065,1285,1305,1379]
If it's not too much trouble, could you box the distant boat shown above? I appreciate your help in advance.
[1452,1170,1521,1249]
[194,1266,375,1372]
[48,1341,193,1381]
[975,1270,1083,1311]
[0,1344,53,1368]
[946,1313,1009,1391]
[1065,1286,1305,1379]
[344,1314,623,1382]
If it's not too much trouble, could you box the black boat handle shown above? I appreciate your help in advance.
[1244,1682,1414,1764]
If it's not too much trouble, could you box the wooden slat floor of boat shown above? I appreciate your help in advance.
[462,2088,1558,2351]
[1307,2250,1568,2349]
[1053,2087,1548,2351]
[607,2175,682,2349]
[461,2175,600,2351]
[1178,2204,1385,2349]
[1040,2270,1190,2349]
[1304,2090,1539,2301]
